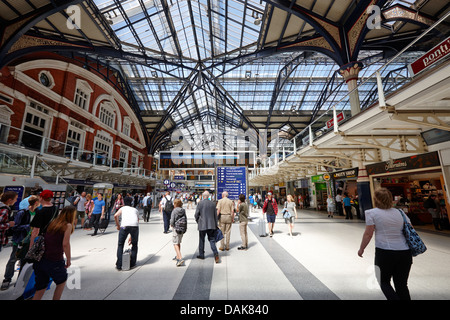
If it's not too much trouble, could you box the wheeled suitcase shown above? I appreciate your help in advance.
[122,249,131,271]
[99,218,109,234]
[258,218,267,237]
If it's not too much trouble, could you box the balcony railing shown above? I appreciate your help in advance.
[0,123,158,180]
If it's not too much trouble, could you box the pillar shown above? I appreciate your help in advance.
[356,162,372,220]
[339,61,363,116]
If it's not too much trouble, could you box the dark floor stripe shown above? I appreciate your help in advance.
[172,252,215,300]
[249,224,340,300]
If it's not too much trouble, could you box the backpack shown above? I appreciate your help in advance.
[1,205,14,237]
[146,196,152,207]
[174,215,187,234]
[67,196,77,206]
[164,196,174,213]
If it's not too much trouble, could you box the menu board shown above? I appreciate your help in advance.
[216,166,247,200]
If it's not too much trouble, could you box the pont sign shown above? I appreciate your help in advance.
[326,111,345,129]
[409,36,450,76]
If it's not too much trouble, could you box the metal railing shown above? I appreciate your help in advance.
[0,123,158,180]
[254,9,450,176]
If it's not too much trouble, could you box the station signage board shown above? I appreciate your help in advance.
[326,111,345,129]
[216,166,247,201]
[158,151,255,170]
[408,36,450,76]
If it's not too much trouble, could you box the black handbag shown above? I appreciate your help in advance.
[24,207,57,263]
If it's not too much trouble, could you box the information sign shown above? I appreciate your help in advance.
[216,166,247,200]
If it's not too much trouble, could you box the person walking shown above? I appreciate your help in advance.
[170,198,187,267]
[237,194,249,250]
[343,192,353,220]
[74,191,87,229]
[114,196,139,271]
[114,193,124,213]
[284,195,298,237]
[142,193,153,222]
[262,192,278,237]
[159,191,173,234]
[358,188,413,300]
[194,191,220,263]
[1,195,39,291]
[91,193,105,236]
[84,193,94,230]
[29,190,57,251]
[216,191,234,251]
[32,206,76,300]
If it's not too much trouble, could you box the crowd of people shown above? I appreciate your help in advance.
[0,185,429,301]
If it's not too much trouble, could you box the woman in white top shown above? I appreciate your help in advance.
[358,188,413,300]
[284,195,298,237]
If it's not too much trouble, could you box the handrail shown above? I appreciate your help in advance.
[0,123,156,179]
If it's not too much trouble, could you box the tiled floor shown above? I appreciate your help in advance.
[0,205,449,300]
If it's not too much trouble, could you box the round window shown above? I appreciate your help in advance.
[39,72,50,87]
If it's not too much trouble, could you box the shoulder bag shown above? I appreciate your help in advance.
[398,209,427,257]
[25,207,57,263]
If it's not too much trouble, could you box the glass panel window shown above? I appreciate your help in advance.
[99,105,115,129]
[74,88,88,109]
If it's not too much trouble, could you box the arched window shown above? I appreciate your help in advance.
[73,79,93,110]
[99,102,115,129]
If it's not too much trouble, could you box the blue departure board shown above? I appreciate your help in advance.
[216,166,247,200]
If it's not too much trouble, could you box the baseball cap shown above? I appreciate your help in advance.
[40,189,54,199]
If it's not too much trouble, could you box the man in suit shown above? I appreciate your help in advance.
[194,191,220,263]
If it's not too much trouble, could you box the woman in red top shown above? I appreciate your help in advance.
[32,206,76,300]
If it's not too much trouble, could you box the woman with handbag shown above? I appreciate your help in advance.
[358,188,414,300]
[84,193,94,230]
[284,195,298,237]
[32,205,76,300]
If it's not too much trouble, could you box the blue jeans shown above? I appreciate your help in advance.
[198,229,218,258]
[116,226,139,269]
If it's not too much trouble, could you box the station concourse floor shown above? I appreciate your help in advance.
[0,205,450,301]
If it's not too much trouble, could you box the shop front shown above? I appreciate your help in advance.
[311,174,330,211]
[332,168,361,219]
[366,151,450,228]
[294,178,310,208]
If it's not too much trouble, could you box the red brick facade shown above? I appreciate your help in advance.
[0,53,151,173]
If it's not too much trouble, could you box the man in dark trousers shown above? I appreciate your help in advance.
[194,191,220,263]
[159,191,173,234]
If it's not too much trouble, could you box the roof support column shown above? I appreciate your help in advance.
[339,61,363,116]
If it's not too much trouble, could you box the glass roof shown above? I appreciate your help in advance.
[88,0,441,153]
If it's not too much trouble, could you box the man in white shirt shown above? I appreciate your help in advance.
[335,192,344,216]
[159,191,173,234]
[114,196,139,271]
[74,192,87,229]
